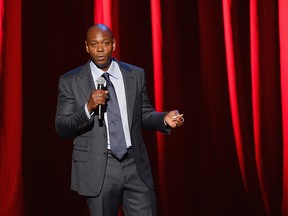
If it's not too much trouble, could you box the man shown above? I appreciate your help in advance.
[55,24,184,216]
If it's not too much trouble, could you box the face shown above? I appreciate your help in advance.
[85,26,116,71]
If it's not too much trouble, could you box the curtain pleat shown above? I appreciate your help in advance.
[150,0,167,213]
[94,0,120,59]
[222,0,247,192]
[279,0,288,215]
[0,0,23,215]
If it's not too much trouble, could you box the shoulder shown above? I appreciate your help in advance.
[60,62,90,81]
[62,63,89,78]
[116,59,145,73]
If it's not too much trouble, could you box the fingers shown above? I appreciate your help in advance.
[87,90,108,112]
[164,111,185,129]
[172,114,184,120]
[171,114,184,128]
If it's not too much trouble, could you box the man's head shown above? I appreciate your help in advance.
[85,24,116,71]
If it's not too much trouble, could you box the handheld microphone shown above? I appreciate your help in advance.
[95,77,106,120]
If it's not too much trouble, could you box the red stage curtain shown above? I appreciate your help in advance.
[1,0,288,215]
[150,0,168,212]
[0,0,23,215]
[279,0,288,215]
[222,1,284,215]
[94,0,120,59]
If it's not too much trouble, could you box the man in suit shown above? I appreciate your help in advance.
[55,24,184,216]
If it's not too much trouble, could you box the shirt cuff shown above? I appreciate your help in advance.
[85,103,94,119]
[164,119,167,125]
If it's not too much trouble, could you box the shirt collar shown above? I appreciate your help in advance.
[90,59,121,81]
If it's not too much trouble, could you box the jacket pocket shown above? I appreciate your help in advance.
[72,145,89,162]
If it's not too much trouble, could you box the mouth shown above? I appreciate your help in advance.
[97,56,105,61]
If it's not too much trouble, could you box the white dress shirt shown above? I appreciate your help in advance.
[85,60,132,149]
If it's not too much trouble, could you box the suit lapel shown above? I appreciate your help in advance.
[119,62,136,130]
[77,60,136,129]
[77,62,95,101]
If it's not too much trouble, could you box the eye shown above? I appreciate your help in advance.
[103,41,110,46]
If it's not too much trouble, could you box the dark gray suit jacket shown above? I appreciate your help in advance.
[55,59,170,196]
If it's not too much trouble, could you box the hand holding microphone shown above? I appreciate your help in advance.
[87,77,108,120]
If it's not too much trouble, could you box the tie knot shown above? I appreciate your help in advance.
[102,72,110,80]
[102,73,111,86]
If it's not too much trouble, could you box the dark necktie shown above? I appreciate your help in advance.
[102,72,127,160]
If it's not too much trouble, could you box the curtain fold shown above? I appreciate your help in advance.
[250,1,282,215]
[279,0,288,215]
[0,0,23,215]
[94,0,111,27]
[222,0,247,192]
[250,1,268,214]
[94,0,120,59]
[150,0,167,213]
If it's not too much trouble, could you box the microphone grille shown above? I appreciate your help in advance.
[96,77,106,85]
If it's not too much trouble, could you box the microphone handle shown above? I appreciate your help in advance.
[97,84,104,120]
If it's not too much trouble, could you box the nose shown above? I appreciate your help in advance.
[97,44,104,52]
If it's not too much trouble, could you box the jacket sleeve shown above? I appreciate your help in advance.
[55,75,94,139]
[140,70,171,135]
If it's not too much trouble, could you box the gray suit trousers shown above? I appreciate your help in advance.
[86,148,157,216]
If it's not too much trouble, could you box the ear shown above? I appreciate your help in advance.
[112,39,116,52]
[85,41,89,53]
